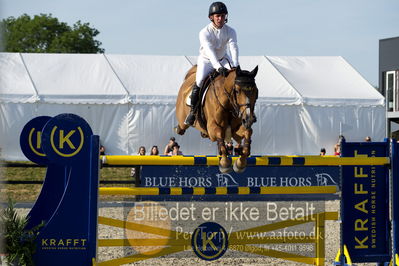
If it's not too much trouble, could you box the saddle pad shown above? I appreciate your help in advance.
[185,87,210,106]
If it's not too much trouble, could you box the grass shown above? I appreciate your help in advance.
[1,161,136,202]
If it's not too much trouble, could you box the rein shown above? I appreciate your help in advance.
[210,75,240,118]
[210,73,254,120]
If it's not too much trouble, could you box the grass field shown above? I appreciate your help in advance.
[1,161,137,202]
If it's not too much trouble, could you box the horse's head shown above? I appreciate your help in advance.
[233,65,259,129]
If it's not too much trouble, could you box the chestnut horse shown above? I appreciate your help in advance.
[175,65,258,173]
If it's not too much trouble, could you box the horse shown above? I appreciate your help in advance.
[175,65,259,173]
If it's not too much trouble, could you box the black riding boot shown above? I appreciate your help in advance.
[184,84,201,126]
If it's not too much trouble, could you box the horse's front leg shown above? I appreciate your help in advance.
[214,128,233,174]
[234,128,252,173]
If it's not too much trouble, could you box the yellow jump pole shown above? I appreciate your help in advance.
[101,155,389,166]
[99,185,337,196]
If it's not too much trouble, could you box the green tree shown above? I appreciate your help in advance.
[1,13,104,53]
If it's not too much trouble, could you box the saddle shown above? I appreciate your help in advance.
[188,70,220,131]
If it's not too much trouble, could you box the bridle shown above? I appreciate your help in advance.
[211,71,257,123]
[233,78,257,120]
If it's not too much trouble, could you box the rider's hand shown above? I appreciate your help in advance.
[217,67,229,77]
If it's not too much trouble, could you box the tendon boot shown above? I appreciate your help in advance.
[184,84,201,126]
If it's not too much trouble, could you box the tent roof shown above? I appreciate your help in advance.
[266,56,383,106]
[0,53,384,106]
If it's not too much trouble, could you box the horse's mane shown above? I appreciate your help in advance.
[184,65,197,80]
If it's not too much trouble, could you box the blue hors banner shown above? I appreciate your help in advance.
[140,165,340,200]
[341,141,390,263]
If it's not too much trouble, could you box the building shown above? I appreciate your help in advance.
[379,36,399,137]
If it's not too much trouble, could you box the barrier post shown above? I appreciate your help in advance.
[340,140,391,264]
[315,213,325,266]
[19,116,69,230]
[20,114,100,266]
[392,139,399,265]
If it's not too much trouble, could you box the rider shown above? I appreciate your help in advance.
[184,1,239,126]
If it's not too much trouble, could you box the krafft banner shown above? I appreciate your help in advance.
[140,165,339,200]
[341,141,390,263]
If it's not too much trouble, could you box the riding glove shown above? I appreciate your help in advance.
[217,67,229,77]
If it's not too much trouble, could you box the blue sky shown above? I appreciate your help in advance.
[1,0,398,86]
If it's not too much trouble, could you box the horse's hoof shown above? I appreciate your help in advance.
[219,165,233,174]
[200,132,209,138]
[233,160,246,174]
[174,126,185,135]
[219,157,232,173]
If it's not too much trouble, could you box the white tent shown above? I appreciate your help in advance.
[0,53,385,160]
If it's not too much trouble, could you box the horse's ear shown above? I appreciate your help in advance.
[236,65,242,74]
[250,65,258,77]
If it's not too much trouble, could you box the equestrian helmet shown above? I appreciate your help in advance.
[208,2,228,16]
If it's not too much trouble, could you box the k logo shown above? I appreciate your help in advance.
[41,114,93,164]
[49,126,84,157]
[191,222,228,261]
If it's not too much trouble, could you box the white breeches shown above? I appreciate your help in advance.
[195,57,232,87]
